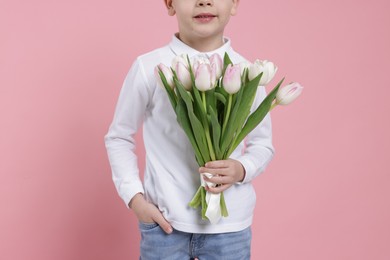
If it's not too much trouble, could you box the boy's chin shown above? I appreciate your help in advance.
[191,27,223,38]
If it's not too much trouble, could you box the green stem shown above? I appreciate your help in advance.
[221,94,232,138]
[270,102,278,111]
[201,186,207,220]
[205,130,216,161]
[188,185,203,208]
[226,101,277,157]
[220,192,228,217]
[202,91,207,112]
[202,91,216,161]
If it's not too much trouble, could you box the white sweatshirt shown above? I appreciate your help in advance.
[104,34,275,234]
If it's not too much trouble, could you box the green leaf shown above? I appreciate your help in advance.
[186,55,196,84]
[175,79,211,163]
[220,73,263,155]
[158,70,177,108]
[188,186,203,209]
[175,99,205,166]
[209,105,222,159]
[220,192,228,217]
[216,81,229,97]
[230,77,285,155]
[215,85,229,124]
[214,92,227,105]
[206,87,216,113]
[220,91,242,154]
[222,52,233,75]
[201,187,208,220]
[192,83,209,129]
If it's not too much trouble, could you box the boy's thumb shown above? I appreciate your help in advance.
[154,214,173,234]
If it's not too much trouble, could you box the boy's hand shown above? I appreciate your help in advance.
[129,193,173,234]
[198,159,246,194]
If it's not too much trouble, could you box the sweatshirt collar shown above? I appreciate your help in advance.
[169,33,232,59]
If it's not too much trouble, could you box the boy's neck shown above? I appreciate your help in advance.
[176,32,224,53]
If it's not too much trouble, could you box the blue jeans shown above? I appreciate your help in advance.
[138,222,251,260]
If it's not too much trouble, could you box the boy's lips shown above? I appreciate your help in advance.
[194,13,217,23]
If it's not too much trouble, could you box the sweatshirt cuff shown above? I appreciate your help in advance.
[234,156,256,184]
[119,180,145,209]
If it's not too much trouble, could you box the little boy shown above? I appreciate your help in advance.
[104,0,275,259]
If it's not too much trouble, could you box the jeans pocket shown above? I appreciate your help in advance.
[138,221,159,231]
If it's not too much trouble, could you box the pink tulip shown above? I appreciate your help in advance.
[223,64,241,94]
[175,61,192,90]
[191,55,210,74]
[195,63,216,92]
[154,63,174,89]
[276,82,303,105]
[209,53,223,79]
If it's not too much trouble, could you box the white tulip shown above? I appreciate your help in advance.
[248,59,278,86]
[223,64,241,94]
[172,54,190,72]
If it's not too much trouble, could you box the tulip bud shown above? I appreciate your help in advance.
[276,82,303,105]
[191,55,210,74]
[195,63,215,91]
[155,63,174,89]
[175,61,192,90]
[172,54,190,72]
[223,64,241,94]
[209,53,223,79]
[248,59,278,86]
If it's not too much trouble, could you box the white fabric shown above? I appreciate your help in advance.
[201,172,222,224]
[104,34,275,234]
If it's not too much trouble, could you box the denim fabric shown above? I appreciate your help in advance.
[139,222,251,260]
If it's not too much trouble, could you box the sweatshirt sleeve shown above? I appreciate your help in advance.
[104,58,151,208]
[234,85,275,184]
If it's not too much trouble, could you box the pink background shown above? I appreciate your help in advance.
[1,0,389,259]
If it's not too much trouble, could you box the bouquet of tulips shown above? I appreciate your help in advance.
[155,52,303,224]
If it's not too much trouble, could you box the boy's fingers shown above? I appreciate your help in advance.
[203,175,233,184]
[204,160,229,168]
[153,212,173,234]
[199,167,228,176]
